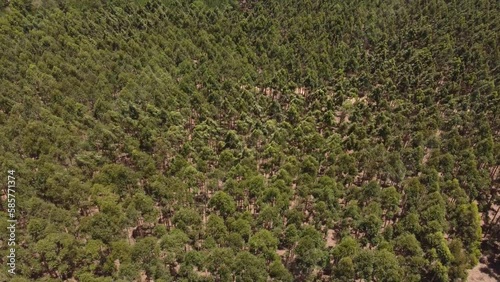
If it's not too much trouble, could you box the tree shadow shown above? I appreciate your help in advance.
[479,240,500,279]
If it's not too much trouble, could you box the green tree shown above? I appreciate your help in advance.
[206,215,228,244]
[233,251,268,282]
[249,229,279,260]
[34,233,78,280]
[209,191,236,218]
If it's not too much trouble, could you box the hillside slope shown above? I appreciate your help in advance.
[0,0,498,281]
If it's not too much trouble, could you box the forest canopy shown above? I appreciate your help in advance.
[0,0,498,281]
